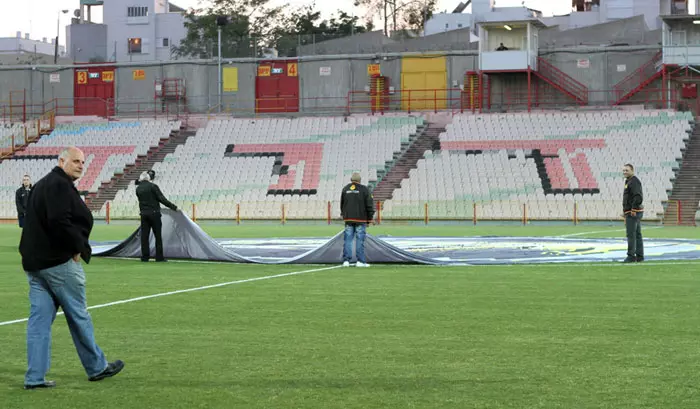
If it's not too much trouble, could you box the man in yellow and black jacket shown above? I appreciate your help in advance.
[340,172,375,267]
[622,164,644,263]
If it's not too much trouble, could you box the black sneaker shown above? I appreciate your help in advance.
[636,257,644,263]
[89,360,124,382]
[622,257,637,263]
[24,380,56,390]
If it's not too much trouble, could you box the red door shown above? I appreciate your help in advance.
[74,66,115,117]
[255,60,299,113]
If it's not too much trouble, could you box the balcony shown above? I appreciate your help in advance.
[481,51,529,71]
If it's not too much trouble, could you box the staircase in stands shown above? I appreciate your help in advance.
[371,123,444,203]
[613,51,663,105]
[0,123,54,161]
[533,57,589,105]
[85,129,195,212]
[664,121,700,225]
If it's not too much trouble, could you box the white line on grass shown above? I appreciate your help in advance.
[465,261,700,267]
[557,226,663,238]
[0,265,341,328]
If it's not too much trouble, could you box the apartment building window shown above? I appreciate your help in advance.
[127,6,148,17]
[162,38,169,47]
[128,38,142,53]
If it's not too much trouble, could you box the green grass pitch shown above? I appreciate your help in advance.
[1,222,699,408]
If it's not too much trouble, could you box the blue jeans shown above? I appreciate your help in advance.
[343,223,367,263]
[25,259,108,385]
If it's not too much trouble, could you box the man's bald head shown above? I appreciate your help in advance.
[58,147,85,181]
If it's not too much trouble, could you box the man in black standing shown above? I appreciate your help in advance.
[135,170,178,262]
[16,174,32,228]
[340,172,375,267]
[19,147,124,389]
[622,163,644,263]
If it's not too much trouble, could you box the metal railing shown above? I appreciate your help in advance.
[0,113,54,159]
[80,199,676,223]
[0,86,697,122]
[613,51,663,104]
[536,57,589,104]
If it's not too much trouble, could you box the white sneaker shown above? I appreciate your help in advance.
[342,261,350,267]
[356,261,370,268]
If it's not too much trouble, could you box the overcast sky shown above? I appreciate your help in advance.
[2,0,580,47]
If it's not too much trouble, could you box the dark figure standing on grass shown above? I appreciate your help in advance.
[622,163,644,263]
[340,172,375,268]
[135,170,178,262]
[16,174,32,228]
[19,147,124,389]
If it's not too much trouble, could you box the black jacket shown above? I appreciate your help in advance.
[340,182,375,223]
[16,185,32,216]
[136,180,177,215]
[623,175,644,213]
[19,167,93,272]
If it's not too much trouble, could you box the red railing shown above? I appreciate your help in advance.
[114,100,182,120]
[613,51,663,105]
[252,95,347,115]
[665,199,699,226]
[536,57,589,105]
[0,85,697,122]
[1,97,187,123]
[347,88,465,114]
[0,113,54,158]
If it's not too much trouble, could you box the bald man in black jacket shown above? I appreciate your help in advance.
[19,147,124,388]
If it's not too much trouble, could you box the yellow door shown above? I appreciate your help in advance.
[401,56,447,111]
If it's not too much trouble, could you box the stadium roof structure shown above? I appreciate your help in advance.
[659,14,700,22]
[169,3,186,13]
[476,19,548,29]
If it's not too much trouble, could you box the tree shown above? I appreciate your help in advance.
[403,0,437,35]
[173,0,290,59]
[174,1,371,59]
[276,6,371,56]
[287,6,368,39]
[15,54,47,65]
[354,0,390,36]
[354,0,436,36]
[327,11,369,37]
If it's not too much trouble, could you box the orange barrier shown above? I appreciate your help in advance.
[96,200,675,223]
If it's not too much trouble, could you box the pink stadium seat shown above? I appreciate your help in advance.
[232,143,324,190]
[17,145,136,191]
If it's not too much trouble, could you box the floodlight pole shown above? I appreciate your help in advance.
[215,15,230,114]
[55,10,69,64]
[218,26,222,113]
